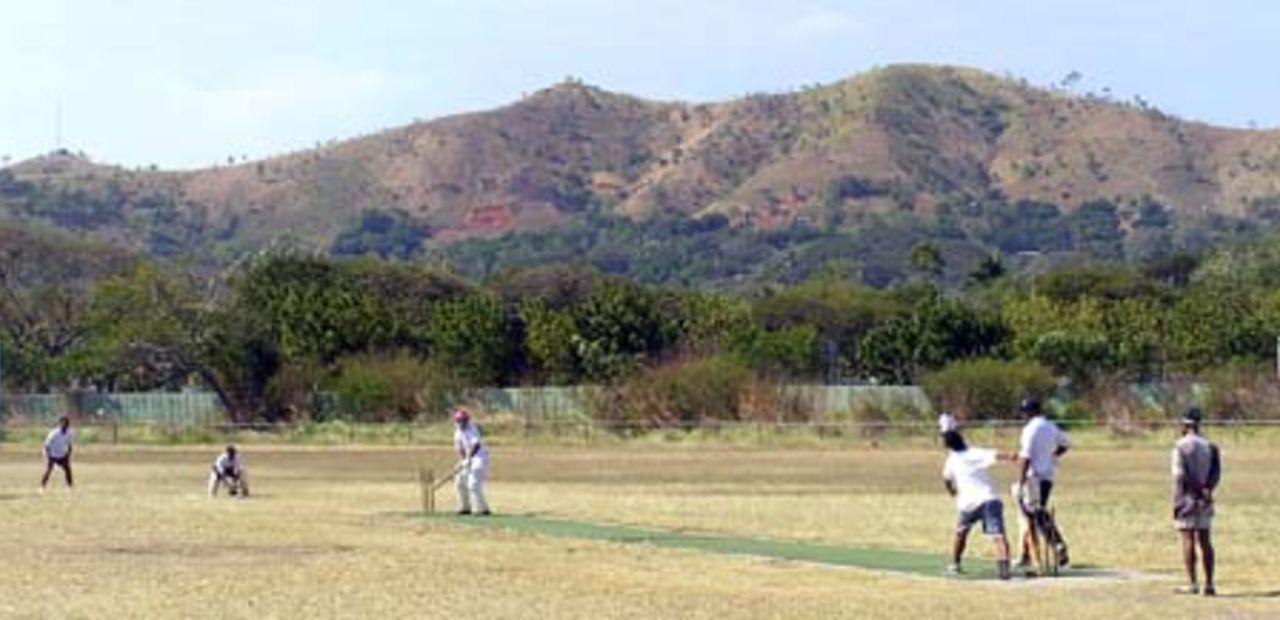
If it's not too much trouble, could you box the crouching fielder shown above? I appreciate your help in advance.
[453,409,490,516]
[209,445,249,498]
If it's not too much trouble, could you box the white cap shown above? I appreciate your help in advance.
[938,412,958,433]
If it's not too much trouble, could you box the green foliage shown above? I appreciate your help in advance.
[520,301,579,384]
[909,242,944,276]
[922,358,1056,421]
[87,263,280,421]
[1167,286,1269,371]
[596,356,753,428]
[967,253,1005,286]
[731,324,820,378]
[1202,361,1280,420]
[235,254,381,362]
[326,352,456,422]
[572,280,673,382]
[859,297,1008,384]
[753,277,905,373]
[427,294,512,386]
[675,292,755,356]
[330,209,430,260]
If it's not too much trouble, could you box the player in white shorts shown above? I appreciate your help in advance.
[453,409,491,515]
[40,416,75,492]
[941,426,1012,579]
[209,445,250,498]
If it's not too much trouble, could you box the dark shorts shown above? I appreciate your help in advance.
[1018,478,1054,515]
[211,466,240,481]
[47,456,71,469]
[958,499,1006,537]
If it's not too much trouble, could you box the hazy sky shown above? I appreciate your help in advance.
[2,0,1276,169]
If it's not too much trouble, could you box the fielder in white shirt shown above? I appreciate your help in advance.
[209,445,250,498]
[40,416,75,492]
[452,409,491,516]
[942,429,1012,579]
[1015,398,1071,568]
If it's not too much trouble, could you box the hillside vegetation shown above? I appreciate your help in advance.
[6,65,1280,286]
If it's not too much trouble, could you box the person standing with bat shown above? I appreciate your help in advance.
[453,409,491,516]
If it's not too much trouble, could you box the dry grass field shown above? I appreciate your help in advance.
[1,437,1278,619]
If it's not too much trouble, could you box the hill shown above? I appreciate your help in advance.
[5,64,1280,272]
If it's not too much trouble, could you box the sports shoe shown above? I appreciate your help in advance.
[456,509,472,516]
[1015,555,1032,568]
[1055,545,1070,567]
[1174,584,1199,595]
[476,510,492,517]
[946,564,963,575]
[1203,586,1216,597]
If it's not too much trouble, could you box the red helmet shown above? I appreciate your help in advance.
[453,409,470,425]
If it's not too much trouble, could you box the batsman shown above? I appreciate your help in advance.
[453,409,491,516]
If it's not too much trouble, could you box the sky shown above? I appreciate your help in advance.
[1,0,1277,169]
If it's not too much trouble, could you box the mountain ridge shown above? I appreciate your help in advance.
[6,64,1280,257]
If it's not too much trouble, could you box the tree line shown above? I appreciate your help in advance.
[6,222,1280,425]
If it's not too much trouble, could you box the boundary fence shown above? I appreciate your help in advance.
[1,391,223,426]
[3,416,1279,447]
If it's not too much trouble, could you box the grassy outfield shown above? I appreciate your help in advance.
[0,442,1276,619]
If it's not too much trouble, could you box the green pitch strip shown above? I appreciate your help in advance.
[421,513,1019,580]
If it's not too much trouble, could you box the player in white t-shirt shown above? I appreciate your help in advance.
[40,416,75,492]
[453,409,491,516]
[1015,398,1071,568]
[942,429,1012,579]
[208,445,249,498]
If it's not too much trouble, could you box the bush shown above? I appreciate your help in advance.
[739,382,817,423]
[1203,361,1280,420]
[327,353,468,422]
[922,358,1055,421]
[1073,377,1168,433]
[594,356,753,430]
[264,360,329,421]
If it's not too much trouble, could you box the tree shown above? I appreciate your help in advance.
[87,264,278,421]
[0,226,134,389]
[909,242,945,278]
[520,301,580,384]
[571,281,673,382]
[968,253,1005,286]
[427,294,512,386]
[859,297,1008,384]
[233,254,382,363]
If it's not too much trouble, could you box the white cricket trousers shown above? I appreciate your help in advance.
[209,469,249,497]
[456,458,490,513]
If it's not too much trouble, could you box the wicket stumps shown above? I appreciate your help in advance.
[420,466,436,513]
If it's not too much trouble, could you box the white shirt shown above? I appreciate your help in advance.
[938,413,958,433]
[943,448,1000,512]
[1019,416,1070,480]
[215,453,243,475]
[44,427,73,459]
[454,424,489,462]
